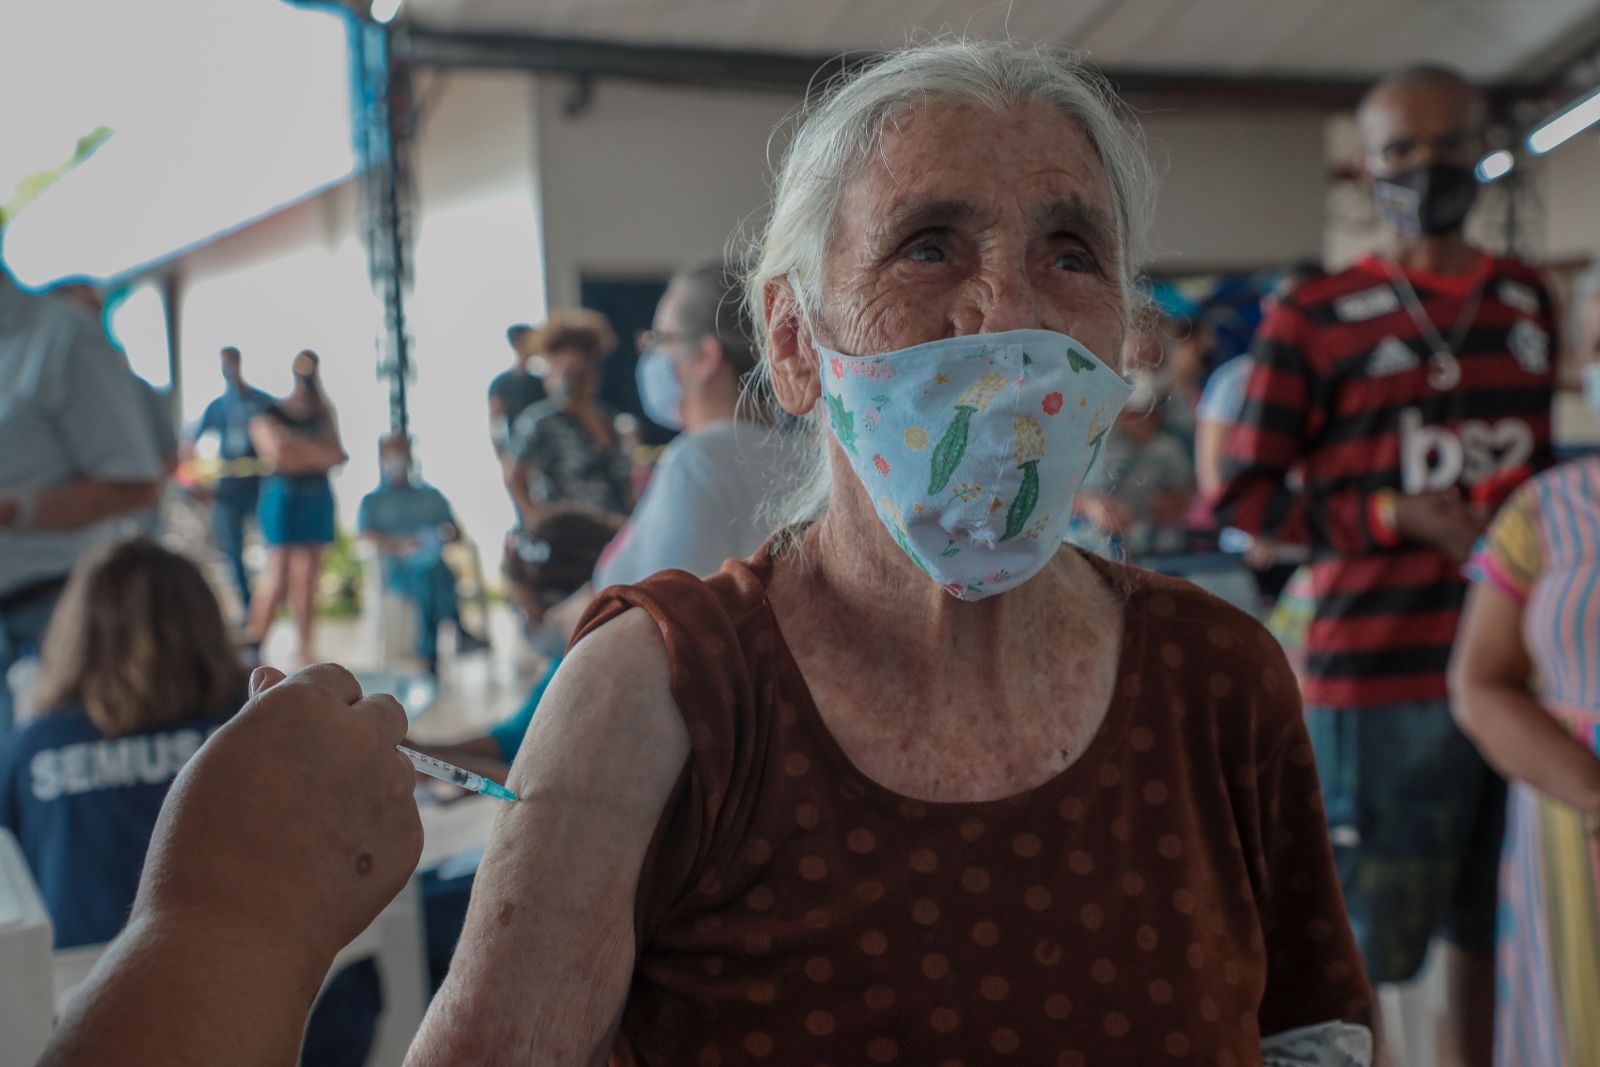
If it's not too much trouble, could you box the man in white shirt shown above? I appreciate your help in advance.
[591,261,796,589]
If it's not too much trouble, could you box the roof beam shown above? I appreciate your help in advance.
[404,25,1372,110]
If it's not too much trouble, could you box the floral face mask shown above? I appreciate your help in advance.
[813,326,1130,599]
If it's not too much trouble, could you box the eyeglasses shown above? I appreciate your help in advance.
[636,329,696,352]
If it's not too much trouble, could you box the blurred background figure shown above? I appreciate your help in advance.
[245,349,346,666]
[505,310,632,526]
[0,263,164,734]
[1451,284,1600,1067]
[46,278,178,531]
[1214,65,1558,1065]
[487,323,547,464]
[408,508,618,784]
[1193,263,1326,603]
[1195,263,1328,502]
[357,433,487,677]
[1073,325,1197,559]
[594,260,797,588]
[0,535,379,1066]
[1142,280,1212,447]
[188,346,275,620]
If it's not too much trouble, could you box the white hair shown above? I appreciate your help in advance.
[741,38,1156,530]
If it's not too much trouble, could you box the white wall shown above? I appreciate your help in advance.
[406,69,546,543]
[532,79,1330,303]
[1141,109,1328,271]
[534,77,794,307]
[1532,133,1600,265]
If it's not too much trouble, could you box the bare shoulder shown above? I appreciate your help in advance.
[410,608,688,1065]
[507,607,689,806]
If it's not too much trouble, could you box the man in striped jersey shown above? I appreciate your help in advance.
[1214,66,1556,1064]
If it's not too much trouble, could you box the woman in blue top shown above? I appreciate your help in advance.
[247,350,346,665]
[0,535,378,1065]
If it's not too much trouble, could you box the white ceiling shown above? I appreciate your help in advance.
[414,0,1599,84]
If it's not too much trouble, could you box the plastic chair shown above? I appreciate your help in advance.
[361,529,492,671]
[360,540,418,669]
[0,829,53,1067]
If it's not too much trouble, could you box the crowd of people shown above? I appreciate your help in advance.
[5,34,1600,1067]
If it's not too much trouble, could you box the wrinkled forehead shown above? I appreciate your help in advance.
[830,98,1117,253]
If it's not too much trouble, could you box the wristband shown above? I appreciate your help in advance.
[1369,489,1400,548]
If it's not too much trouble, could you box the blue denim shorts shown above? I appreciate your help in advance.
[1306,700,1505,983]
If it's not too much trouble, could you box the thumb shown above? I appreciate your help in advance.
[249,666,288,696]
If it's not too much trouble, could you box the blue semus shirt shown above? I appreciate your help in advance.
[0,705,229,947]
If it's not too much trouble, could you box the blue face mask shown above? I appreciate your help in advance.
[636,348,683,431]
[811,326,1130,600]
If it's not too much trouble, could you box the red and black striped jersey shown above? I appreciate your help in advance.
[1214,252,1557,710]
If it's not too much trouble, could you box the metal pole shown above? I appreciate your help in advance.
[350,15,417,440]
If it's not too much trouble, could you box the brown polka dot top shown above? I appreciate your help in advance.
[581,546,1373,1067]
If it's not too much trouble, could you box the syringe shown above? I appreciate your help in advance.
[398,745,518,802]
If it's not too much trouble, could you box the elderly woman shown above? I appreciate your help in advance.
[413,40,1371,1065]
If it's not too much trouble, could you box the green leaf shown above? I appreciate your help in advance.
[1002,460,1040,541]
[927,406,975,495]
[824,392,858,455]
[872,393,891,407]
[1086,427,1109,474]
[1067,349,1096,373]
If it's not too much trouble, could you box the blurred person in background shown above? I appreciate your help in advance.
[357,433,487,677]
[190,346,276,619]
[591,260,797,589]
[505,310,633,526]
[48,278,177,523]
[1073,326,1196,558]
[1138,280,1211,447]
[1214,64,1558,1063]
[0,536,379,1066]
[0,261,164,734]
[1192,265,1326,603]
[407,508,620,786]
[34,662,419,1067]
[488,323,547,463]
[1450,284,1600,1067]
[1195,264,1327,500]
[245,350,346,666]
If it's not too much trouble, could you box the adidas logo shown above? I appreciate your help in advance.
[1367,336,1421,378]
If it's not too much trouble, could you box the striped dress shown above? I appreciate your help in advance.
[1466,457,1600,1067]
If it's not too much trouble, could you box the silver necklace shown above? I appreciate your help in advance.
[1381,258,1486,391]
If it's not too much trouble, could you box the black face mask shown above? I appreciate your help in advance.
[1372,163,1480,237]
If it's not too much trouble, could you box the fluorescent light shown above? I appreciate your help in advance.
[1475,149,1514,182]
[371,0,403,23]
[1527,85,1600,155]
